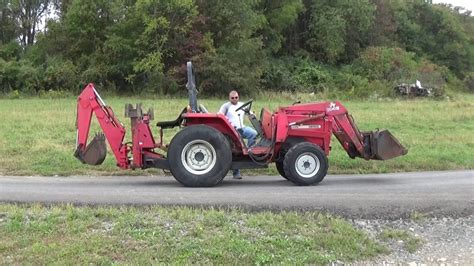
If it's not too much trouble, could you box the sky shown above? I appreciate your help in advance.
[432,0,474,13]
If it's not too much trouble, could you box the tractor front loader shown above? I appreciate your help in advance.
[75,62,407,187]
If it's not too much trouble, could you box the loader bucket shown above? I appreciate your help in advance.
[74,133,107,165]
[363,130,408,160]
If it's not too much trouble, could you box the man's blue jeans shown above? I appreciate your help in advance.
[233,126,257,177]
[238,126,257,147]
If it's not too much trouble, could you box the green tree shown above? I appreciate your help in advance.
[132,0,197,93]
[306,0,375,64]
[393,0,471,77]
[426,4,471,77]
[10,0,51,46]
[258,0,305,54]
[1,0,472,96]
[196,0,266,95]
[0,0,17,44]
[307,5,346,64]
[369,0,398,46]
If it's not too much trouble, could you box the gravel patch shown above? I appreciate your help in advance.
[351,215,474,265]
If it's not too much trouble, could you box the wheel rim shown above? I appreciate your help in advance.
[181,140,217,175]
[295,152,320,178]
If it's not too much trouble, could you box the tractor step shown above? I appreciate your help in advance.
[252,138,273,148]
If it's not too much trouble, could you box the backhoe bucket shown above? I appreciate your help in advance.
[363,130,408,160]
[74,133,107,165]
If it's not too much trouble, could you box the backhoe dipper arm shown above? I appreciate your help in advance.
[75,83,129,168]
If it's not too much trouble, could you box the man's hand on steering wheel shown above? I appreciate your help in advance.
[235,99,253,114]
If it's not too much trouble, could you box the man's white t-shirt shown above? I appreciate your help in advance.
[219,102,244,129]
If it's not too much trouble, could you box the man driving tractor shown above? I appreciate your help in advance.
[218,90,257,179]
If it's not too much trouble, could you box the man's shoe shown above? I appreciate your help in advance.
[232,173,242,179]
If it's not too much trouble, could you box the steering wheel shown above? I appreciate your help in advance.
[235,99,253,114]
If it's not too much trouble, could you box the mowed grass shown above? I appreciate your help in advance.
[0,93,473,176]
[0,204,388,264]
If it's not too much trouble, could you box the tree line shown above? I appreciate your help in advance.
[0,0,473,97]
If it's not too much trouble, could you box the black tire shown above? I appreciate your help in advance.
[275,137,304,180]
[168,125,232,187]
[283,142,328,186]
[275,161,288,180]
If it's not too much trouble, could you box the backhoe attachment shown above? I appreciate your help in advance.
[75,83,169,170]
[75,83,128,168]
[74,133,107,165]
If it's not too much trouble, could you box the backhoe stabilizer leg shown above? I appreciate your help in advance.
[362,130,408,160]
[74,133,107,165]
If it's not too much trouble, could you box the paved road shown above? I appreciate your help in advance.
[0,171,472,218]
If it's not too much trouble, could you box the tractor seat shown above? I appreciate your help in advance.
[156,107,187,129]
[156,104,208,129]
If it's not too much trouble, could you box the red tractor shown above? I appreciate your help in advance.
[75,62,407,187]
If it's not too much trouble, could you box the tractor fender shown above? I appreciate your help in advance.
[275,137,305,161]
[183,113,246,153]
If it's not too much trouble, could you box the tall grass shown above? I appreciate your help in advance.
[0,93,472,176]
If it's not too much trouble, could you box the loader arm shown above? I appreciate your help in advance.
[75,83,129,168]
[328,101,407,160]
[278,101,407,161]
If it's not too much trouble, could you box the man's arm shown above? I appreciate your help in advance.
[218,102,230,115]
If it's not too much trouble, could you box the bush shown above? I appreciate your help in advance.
[43,57,80,92]
[1,59,43,95]
[333,69,392,99]
[0,59,19,93]
[351,46,463,95]
[262,57,335,94]
[6,89,21,99]
[16,61,42,94]
[464,72,474,92]
[262,57,299,91]
[292,62,333,93]
[352,46,418,82]
[416,59,449,90]
[0,41,22,61]
[333,70,369,96]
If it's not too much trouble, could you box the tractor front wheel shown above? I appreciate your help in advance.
[275,161,288,180]
[283,142,328,186]
[168,125,232,187]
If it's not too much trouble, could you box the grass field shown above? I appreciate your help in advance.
[0,92,472,176]
[0,204,390,264]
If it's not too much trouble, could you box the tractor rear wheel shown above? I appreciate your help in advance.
[283,142,328,186]
[168,125,232,187]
